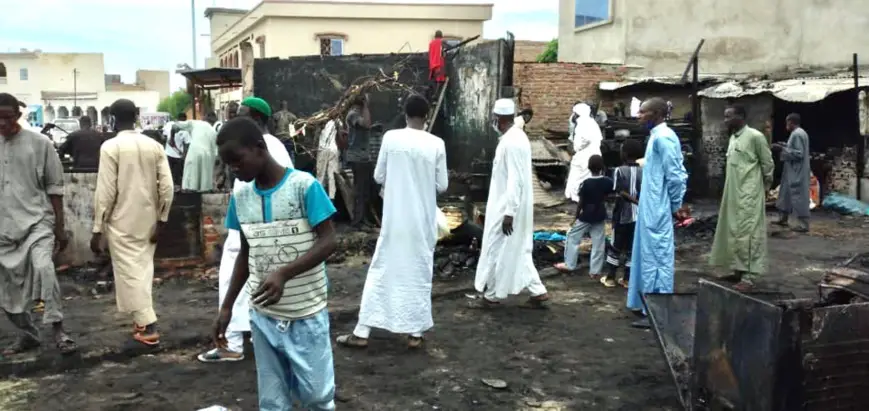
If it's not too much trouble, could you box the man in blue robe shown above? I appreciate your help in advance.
[626,97,689,328]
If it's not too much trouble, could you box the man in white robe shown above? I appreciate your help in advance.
[316,117,341,199]
[197,97,293,362]
[336,94,448,349]
[565,103,603,202]
[471,99,549,308]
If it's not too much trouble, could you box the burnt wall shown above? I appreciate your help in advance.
[443,40,510,174]
[253,53,429,129]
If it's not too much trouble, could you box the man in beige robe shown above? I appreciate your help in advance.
[91,99,174,348]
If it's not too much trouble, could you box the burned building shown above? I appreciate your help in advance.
[699,74,869,198]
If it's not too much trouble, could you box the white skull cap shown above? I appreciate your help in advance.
[492,98,516,116]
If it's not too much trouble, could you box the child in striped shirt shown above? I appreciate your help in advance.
[212,117,338,411]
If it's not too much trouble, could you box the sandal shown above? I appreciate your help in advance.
[55,334,78,355]
[32,300,45,313]
[617,278,629,288]
[733,280,755,292]
[553,263,576,274]
[467,297,500,309]
[197,347,244,362]
[336,334,368,348]
[3,335,41,355]
[521,294,550,309]
[407,336,424,349]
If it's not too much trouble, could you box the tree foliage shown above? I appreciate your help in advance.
[536,39,558,63]
[157,89,192,119]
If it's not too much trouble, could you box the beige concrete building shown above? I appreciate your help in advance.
[558,0,869,77]
[0,50,169,125]
[205,0,492,104]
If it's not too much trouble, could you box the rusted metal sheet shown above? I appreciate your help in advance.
[155,191,202,260]
[692,281,797,410]
[645,293,698,409]
[801,302,869,411]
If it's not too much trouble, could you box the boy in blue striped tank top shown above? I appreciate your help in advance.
[212,117,338,411]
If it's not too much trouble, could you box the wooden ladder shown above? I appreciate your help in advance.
[426,77,450,133]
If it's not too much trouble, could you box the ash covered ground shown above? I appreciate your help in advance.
[1,206,867,411]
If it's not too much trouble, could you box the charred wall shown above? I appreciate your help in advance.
[253,53,429,129]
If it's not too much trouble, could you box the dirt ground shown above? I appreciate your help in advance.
[1,207,867,411]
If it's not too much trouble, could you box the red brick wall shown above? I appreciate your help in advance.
[514,62,627,138]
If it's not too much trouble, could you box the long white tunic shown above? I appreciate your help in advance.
[564,104,603,202]
[357,128,448,334]
[475,126,543,299]
[218,133,292,334]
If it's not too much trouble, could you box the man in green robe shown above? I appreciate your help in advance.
[710,105,774,291]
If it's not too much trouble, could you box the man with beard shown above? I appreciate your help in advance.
[709,105,773,291]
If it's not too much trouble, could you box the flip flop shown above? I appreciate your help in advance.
[3,336,41,356]
[55,334,78,355]
[336,334,368,348]
[467,297,501,309]
[520,295,550,310]
[197,348,244,363]
[407,336,424,349]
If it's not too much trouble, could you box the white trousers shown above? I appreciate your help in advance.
[220,230,251,353]
[483,277,547,302]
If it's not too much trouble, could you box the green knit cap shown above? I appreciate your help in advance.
[241,97,272,117]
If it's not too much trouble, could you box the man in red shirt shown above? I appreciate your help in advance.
[428,30,446,101]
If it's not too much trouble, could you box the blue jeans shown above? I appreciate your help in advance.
[250,308,336,411]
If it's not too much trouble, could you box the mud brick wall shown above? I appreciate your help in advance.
[513,62,627,138]
[512,40,548,62]
[828,146,858,195]
[700,95,773,195]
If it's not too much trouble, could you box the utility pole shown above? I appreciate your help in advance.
[191,0,197,69]
[73,68,78,110]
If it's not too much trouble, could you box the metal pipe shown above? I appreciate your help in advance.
[855,53,863,201]
[191,0,197,68]
[73,69,77,110]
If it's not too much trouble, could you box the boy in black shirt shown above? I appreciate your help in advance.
[555,155,613,277]
[603,140,643,288]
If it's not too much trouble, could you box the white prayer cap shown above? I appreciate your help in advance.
[572,103,586,116]
[492,98,516,116]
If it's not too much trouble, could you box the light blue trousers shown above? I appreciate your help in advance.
[564,219,606,275]
[250,308,336,411]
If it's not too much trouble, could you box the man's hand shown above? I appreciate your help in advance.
[673,206,690,221]
[212,307,233,349]
[501,215,514,236]
[54,228,69,256]
[150,221,165,244]
[89,233,103,254]
[252,270,289,306]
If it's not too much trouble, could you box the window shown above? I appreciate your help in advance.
[0,62,6,84]
[319,37,344,56]
[574,0,611,29]
[19,68,28,81]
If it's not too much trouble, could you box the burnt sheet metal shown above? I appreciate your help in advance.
[691,280,796,411]
[444,39,510,174]
[644,293,699,409]
[155,191,202,260]
[801,302,869,411]
[253,53,429,128]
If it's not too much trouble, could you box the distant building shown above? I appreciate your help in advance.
[0,50,170,126]
[557,0,869,77]
[204,0,493,107]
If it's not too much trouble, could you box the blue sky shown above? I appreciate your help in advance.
[1,0,557,91]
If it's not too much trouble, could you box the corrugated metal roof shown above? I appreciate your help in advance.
[599,74,735,91]
[699,76,869,102]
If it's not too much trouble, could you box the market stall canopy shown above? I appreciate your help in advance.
[177,67,242,90]
[699,76,869,103]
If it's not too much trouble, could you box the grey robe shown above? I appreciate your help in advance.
[776,127,811,218]
[0,129,65,323]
